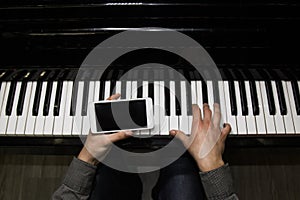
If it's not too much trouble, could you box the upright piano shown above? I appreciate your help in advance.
[1,0,300,154]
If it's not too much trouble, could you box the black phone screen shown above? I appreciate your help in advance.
[94,99,147,132]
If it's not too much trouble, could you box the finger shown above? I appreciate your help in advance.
[203,104,212,125]
[107,93,121,100]
[212,103,221,128]
[169,130,189,147]
[191,104,202,135]
[107,130,133,143]
[221,123,231,140]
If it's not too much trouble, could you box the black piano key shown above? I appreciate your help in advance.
[265,81,276,115]
[5,70,27,116]
[163,69,170,116]
[223,70,237,116]
[174,71,181,116]
[16,71,36,116]
[5,81,17,116]
[70,81,79,116]
[43,80,53,116]
[109,70,117,95]
[53,70,69,116]
[43,70,59,116]
[32,71,49,116]
[228,81,237,116]
[99,81,105,100]
[275,81,287,115]
[239,80,248,116]
[164,84,171,116]
[148,83,154,102]
[258,69,275,115]
[137,70,143,98]
[184,70,192,115]
[249,80,259,115]
[16,80,27,116]
[202,81,208,105]
[243,69,259,115]
[291,81,300,115]
[53,80,63,116]
[233,70,248,115]
[81,81,89,116]
[121,80,127,99]
[32,81,42,116]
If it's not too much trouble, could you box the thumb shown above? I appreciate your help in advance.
[221,123,231,140]
[169,130,189,147]
[108,130,133,143]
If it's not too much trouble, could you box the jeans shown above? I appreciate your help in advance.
[89,152,205,200]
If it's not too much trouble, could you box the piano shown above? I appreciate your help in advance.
[1,0,300,154]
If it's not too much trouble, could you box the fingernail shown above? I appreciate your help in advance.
[170,130,176,134]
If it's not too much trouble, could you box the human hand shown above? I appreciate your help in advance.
[77,93,133,166]
[170,103,231,172]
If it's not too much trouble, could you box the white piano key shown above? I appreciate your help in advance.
[141,81,150,135]
[115,81,121,95]
[151,81,161,135]
[62,81,74,135]
[218,81,227,126]
[6,81,22,134]
[179,81,189,134]
[244,81,257,134]
[72,81,84,135]
[207,81,215,113]
[25,81,37,135]
[259,81,276,134]
[94,81,100,101]
[169,81,179,131]
[53,81,68,135]
[0,82,10,134]
[34,81,47,135]
[131,81,138,98]
[287,81,300,133]
[196,81,204,117]
[16,82,33,135]
[234,81,247,134]
[271,81,285,134]
[126,81,131,99]
[159,81,169,135]
[104,81,111,100]
[223,81,237,134]
[255,81,267,134]
[282,81,295,134]
[191,81,197,104]
[82,81,94,135]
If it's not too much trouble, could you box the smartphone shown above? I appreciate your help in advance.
[88,98,154,133]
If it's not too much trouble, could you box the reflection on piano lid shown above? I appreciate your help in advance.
[0,0,300,149]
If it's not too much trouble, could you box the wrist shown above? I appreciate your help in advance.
[78,147,99,166]
[197,158,224,172]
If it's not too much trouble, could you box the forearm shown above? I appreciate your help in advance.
[52,157,97,200]
[200,163,239,200]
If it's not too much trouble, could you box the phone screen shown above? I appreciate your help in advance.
[94,99,148,132]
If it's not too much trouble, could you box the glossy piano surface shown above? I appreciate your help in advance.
[0,0,300,149]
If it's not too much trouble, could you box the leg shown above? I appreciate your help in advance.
[89,163,142,200]
[152,152,205,200]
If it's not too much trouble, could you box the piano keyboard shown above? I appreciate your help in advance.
[0,68,300,137]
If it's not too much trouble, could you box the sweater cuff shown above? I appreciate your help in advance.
[63,157,97,195]
[199,163,234,200]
